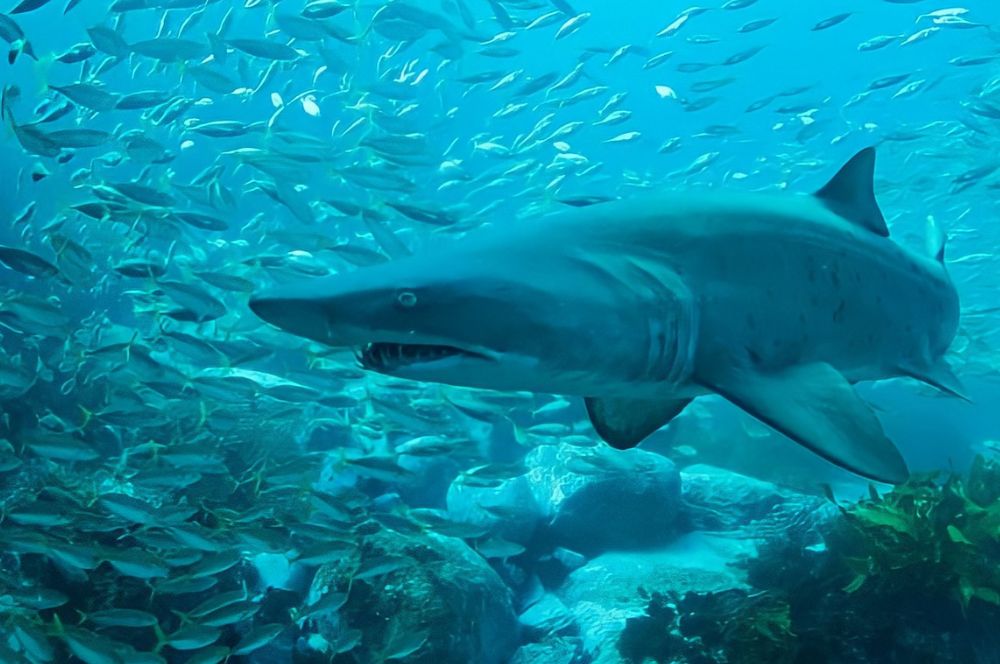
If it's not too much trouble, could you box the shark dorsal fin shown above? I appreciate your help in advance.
[815,147,889,237]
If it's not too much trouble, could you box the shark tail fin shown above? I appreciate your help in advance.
[925,214,947,264]
[815,147,889,237]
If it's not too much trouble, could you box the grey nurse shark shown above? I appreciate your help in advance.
[250,148,964,484]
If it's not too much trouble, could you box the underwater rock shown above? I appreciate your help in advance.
[680,464,824,531]
[533,547,590,590]
[445,472,543,544]
[250,551,310,593]
[396,452,471,507]
[552,546,587,571]
[246,633,296,664]
[526,442,681,554]
[509,636,585,664]
[518,592,577,639]
[558,532,753,663]
[304,522,517,664]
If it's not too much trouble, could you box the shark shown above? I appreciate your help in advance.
[249,148,964,484]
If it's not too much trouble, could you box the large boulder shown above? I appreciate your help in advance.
[558,532,754,664]
[445,473,543,544]
[526,442,682,554]
[518,592,576,639]
[302,523,517,664]
[444,442,682,554]
[680,464,825,532]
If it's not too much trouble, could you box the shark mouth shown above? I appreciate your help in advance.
[356,342,490,372]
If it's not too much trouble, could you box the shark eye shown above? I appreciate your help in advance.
[396,290,418,308]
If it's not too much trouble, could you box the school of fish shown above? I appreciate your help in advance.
[1,0,999,662]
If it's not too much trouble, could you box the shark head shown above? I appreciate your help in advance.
[249,231,697,396]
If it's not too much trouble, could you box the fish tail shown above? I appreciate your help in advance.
[152,621,167,653]
[124,330,140,363]
[78,405,93,429]
[32,53,55,97]
[349,4,382,42]
[508,416,529,447]
[0,85,11,124]
[51,613,66,636]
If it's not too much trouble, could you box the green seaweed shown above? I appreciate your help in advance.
[624,455,1000,663]
[829,456,1000,612]
[619,589,797,664]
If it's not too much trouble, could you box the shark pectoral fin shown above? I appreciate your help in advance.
[585,396,692,449]
[699,362,909,484]
[815,147,889,237]
[899,358,971,402]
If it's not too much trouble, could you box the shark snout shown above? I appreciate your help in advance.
[249,269,408,348]
[249,289,336,346]
[247,294,282,323]
[249,280,314,326]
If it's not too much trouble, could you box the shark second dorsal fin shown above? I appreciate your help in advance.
[815,147,889,238]
[585,396,692,449]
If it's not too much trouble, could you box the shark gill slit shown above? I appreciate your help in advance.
[669,286,698,387]
[565,252,649,380]
[621,257,665,382]
[625,257,694,385]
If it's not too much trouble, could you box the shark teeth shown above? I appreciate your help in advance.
[358,343,468,372]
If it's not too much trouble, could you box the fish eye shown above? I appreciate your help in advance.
[396,290,418,308]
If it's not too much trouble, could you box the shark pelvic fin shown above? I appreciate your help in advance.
[698,361,909,484]
[815,147,889,238]
[585,396,692,449]
[898,357,970,402]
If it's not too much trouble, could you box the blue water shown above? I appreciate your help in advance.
[2,1,1000,662]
